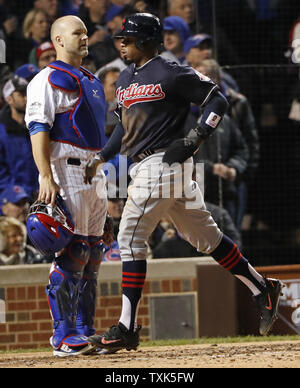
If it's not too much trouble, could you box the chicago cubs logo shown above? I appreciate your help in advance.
[116,83,166,108]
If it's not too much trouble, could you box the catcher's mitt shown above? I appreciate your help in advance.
[102,215,114,246]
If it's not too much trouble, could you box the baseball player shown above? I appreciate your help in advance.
[84,13,283,352]
[25,15,112,357]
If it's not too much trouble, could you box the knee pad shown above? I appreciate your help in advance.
[86,236,105,276]
[77,276,97,336]
[56,235,90,273]
[46,262,87,349]
[77,237,105,336]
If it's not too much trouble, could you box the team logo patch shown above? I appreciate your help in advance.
[116,83,166,108]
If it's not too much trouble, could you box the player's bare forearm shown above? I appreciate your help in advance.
[30,131,60,206]
[30,131,52,177]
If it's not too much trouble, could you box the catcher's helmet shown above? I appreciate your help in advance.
[26,195,74,256]
[115,13,163,50]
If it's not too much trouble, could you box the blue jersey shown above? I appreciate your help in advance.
[115,55,217,158]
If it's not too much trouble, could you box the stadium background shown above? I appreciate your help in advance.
[0,0,300,354]
[1,0,299,266]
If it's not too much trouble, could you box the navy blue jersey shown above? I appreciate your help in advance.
[115,55,218,158]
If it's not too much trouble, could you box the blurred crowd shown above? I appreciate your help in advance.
[0,0,300,265]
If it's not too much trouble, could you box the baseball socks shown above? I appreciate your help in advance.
[211,234,266,295]
[118,260,147,332]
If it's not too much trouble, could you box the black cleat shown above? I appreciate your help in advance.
[88,322,141,352]
[254,278,284,336]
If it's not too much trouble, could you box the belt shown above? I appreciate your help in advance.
[132,148,166,163]
[67,157,81,166]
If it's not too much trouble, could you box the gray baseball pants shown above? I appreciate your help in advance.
[118,152,223,261]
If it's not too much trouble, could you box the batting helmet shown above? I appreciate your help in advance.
[115,13,163,51]
[26,195,74,256]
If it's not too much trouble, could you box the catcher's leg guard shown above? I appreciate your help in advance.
[46,236,91,350]
[77,237,104,336]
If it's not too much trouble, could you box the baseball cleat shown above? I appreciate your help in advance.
[88,322,141,352]
[254,278,284,336]
[50,336,95,357]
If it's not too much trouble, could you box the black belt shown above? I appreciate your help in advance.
[67,157,81,166]
[132,148,166,163]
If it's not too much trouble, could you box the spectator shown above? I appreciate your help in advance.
[197,59,260,229]
[184,33,213,66]
[79,0,122,68]
[161,16,191,65]
[0,5,18,40]
[79,0,110,46]
[184,34,239,91]
[130,0,154,14]
[106,195,123,241]
[111,0,132,5]
[94,36,127,76]
[0,5,31,69]
[288,16,300,61]
[0,76,39,200]
[194,113,249,228]
[166,0,196,34]
[34,0,60,23]
[29,41,56,69]
[286,15,300,239]
[22,8,50,50]
[288,16,300,122]
[106,4,126,35]
[0,185,30,223]
[61,0,81,16]
[205,202,242,248]
[14,64,39,82]
[149,216,175,251]
[98,66,120,136]
[36,41,56,69]
[0,216,49,265]
[151,201,243,258]
[93,4,134,74]
[0,65,13,108]
[152,219,199,259]
[81,54,97,74]
[106,4,135,36]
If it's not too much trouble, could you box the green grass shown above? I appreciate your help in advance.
[1,335,300,354]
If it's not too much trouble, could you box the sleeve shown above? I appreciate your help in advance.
[174,66,218,106]
[28,122,51,136]
[25,69,57,129]
[99,122,125,162]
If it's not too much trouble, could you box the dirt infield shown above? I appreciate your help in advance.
[0,340,300,368]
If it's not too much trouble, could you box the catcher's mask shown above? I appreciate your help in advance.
[114,13,163,51]
[26,195,74,256]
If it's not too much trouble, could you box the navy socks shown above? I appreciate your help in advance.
[211,235,266,295]
[119,260,147,331]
